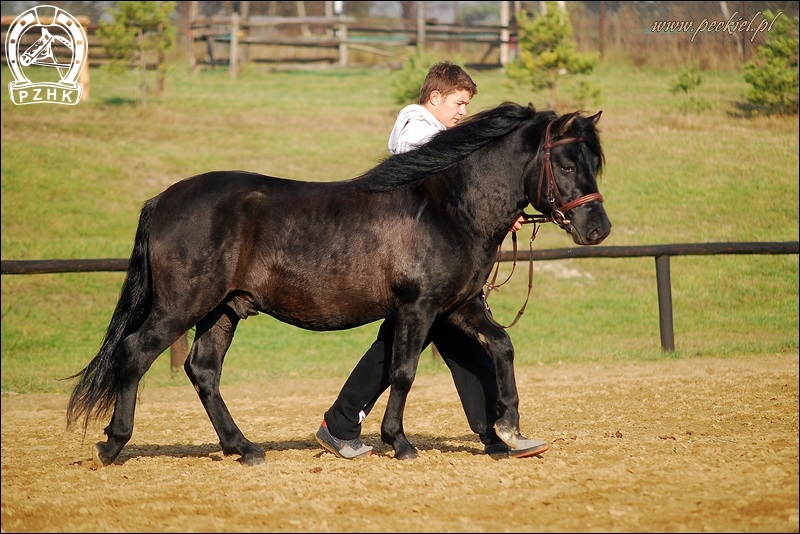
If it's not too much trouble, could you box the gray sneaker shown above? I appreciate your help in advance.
[315,420,373,459]
[484,438,548,458]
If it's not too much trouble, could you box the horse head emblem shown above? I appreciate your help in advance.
[5,5,88,105]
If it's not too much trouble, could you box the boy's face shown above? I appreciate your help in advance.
[428,89,472,128]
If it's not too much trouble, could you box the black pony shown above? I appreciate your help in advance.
[67,102,611,466]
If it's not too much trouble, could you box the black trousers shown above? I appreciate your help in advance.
[324,297,502,445]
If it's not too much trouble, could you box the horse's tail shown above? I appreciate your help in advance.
[66,196,159,431]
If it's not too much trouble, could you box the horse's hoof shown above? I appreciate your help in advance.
[238,444,266,466]
[493,423,520,449]
[92,443,114,467]
[239,452,266,466]
[394,447,418,460]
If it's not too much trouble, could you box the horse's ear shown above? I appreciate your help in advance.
[588,110,602,126]
[558,113,579,135]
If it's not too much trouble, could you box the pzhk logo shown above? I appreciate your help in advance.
[6,5,88,105]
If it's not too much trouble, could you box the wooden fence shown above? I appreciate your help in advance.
[3,241,797,366]
[2,4,514,79]
[188,1,517,73]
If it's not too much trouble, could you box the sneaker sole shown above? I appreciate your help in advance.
[509,444,549,458]
[314,433,373,460]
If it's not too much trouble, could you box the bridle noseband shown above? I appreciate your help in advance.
[482,118,604,329]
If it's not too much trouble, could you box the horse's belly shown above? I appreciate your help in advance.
[265,301,389,331]
[259,279,391,332]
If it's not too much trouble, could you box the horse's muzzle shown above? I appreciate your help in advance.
[565,219,611,246]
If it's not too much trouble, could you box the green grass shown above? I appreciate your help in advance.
[1,61,798,394]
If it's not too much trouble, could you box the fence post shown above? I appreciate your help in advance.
[416,1,426,53]
[500,1,510,65]
[337,17,348,66]
[230,11,239,78]
[655,255,675,351]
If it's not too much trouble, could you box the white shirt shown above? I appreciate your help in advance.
[387,104,446,155]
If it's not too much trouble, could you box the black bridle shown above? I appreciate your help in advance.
[483,119,604,329]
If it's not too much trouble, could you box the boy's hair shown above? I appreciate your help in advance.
[418,61,478,105]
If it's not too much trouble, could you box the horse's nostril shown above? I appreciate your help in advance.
[587,226,607,243]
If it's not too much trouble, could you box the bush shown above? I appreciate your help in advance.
[669,63,711,115]
[390,51,443,105]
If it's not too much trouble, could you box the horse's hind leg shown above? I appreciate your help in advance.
[466,305,523,447]
[95,321,184,466]
[184,305,265,466]
[435,297,525,448]
[476,328,523,447]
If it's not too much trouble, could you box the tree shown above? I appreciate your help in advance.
[669,63,711,115]
[505,2,600,110]
[742,10,799,115]
[98,1,177,107]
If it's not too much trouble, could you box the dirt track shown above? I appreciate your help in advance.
[2,353,798,532]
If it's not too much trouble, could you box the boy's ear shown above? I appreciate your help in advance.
[429,90,441,105]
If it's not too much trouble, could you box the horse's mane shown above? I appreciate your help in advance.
[354,102,547,192]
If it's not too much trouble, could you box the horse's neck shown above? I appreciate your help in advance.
[431,169,524,247]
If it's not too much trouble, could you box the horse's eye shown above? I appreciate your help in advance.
[561,165,575,174]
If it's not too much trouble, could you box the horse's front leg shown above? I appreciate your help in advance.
[185,305,265,466]
[381,307,435,460]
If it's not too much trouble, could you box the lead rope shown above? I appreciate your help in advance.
[482,222,540,329]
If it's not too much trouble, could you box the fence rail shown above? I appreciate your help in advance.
[2,241,797,357]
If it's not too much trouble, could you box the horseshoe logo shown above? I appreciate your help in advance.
[5,5,88,105]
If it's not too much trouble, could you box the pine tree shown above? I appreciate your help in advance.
[98,1,177,107]
[506,2,600,110]
[742,10,798,115]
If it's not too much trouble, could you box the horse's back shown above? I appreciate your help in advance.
[155,170,331,211]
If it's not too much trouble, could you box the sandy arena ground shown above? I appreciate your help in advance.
[1,353,798,532]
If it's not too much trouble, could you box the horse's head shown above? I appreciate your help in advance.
[526,110,611,246]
